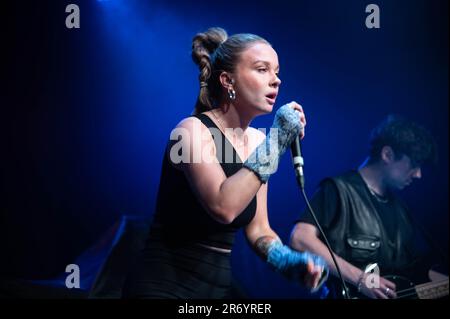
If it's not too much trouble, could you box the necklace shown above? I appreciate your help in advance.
[367,186,389,204]
[358,170,389,204]
[211,109,247,148]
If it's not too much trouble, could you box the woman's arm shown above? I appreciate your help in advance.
[244,182,279,254]
[170,117,264,224]
[245,183,327,291]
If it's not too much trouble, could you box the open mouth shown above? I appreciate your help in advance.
[265,93,277,104]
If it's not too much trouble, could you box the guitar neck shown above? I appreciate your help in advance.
[415,279,449,299]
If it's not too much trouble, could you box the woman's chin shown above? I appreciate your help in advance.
[258,101,274,113]
[263,104,274,113]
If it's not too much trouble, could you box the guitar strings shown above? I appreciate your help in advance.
[395,291,418,299]
[395,286,418,296]
[393,281,448,299]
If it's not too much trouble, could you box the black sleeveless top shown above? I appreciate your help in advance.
[151,113,257,250]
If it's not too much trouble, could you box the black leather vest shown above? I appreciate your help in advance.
[324,171,415,274]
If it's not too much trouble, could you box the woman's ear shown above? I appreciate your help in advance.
[219,72,234,89]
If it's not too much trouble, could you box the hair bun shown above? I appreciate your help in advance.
[192,27,228,64]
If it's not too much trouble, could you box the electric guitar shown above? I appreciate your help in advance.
[342,269,449,299]
[382,274,448,299]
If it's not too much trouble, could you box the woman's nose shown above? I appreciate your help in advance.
[271,75,281,88]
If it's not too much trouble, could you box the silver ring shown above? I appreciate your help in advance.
[385,288,390,294]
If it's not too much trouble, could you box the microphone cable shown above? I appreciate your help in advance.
[291,142,351,299]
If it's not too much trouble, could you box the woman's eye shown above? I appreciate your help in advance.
[258,68,267,72]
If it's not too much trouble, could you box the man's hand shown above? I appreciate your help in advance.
[359,273,397,299]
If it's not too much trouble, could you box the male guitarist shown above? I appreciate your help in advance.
[290,115,446,299]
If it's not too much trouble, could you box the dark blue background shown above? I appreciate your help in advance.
[3,0,448,298]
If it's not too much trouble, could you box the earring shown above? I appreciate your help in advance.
[228,88,236,100]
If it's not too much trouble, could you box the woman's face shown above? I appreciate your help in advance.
[232,42,281,116]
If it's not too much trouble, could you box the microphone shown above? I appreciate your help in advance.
[291,135,305,189]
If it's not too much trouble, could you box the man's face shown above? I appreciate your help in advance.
[386,154,422,190]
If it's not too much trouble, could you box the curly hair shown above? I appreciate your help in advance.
[191,27,270,114]
[368,115,438,166]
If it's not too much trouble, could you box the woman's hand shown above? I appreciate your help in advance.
[265,240,329,292]
[304,258,328,292]
[243,102,307,183]
[286,101,306,139]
